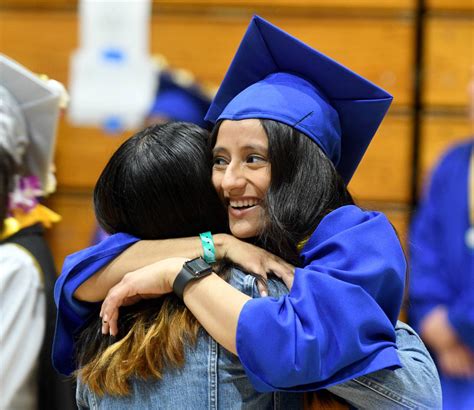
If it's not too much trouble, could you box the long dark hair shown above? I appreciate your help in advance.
[78,122,228,396]
[94,122,227,238]
[210,119,354,266]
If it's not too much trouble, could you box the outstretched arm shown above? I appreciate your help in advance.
[98,257,248,354]
[73,234,293,302]
[74,236,203,302]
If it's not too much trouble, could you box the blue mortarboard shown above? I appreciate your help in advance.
[149,70,212,129]
[205,16,393,183]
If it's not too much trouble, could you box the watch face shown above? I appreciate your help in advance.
[186,257,212,276]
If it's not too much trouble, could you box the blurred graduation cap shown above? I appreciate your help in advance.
[0,54,67,195]
[149,68,212,129]
[205,15,393,183]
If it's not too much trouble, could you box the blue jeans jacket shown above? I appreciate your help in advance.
[77,269,441,409]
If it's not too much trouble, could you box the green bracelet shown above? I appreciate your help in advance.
[199,231,216,264]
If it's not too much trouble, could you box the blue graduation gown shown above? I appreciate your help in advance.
[409,139,474,409]
[237,205,405,391]
[53,205,405,391]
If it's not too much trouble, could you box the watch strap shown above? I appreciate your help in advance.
[173,257,212,300]
[173,265,196,300]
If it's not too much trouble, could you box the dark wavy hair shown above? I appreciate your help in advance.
[210,119,354,266]
[94,122,227,238]
[77,122,228,396]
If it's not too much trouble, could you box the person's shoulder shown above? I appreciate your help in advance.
[422,138,473,192]
[435,138,473,172]
[0,243,42,284]
[300,205,404,270]
[324,204,388,225]
[0,243,38,270]
[307,205,392,243]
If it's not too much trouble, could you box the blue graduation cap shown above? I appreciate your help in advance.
[149,69,212,129]
[205,16,393,183]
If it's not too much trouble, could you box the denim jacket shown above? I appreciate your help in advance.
[77,269,441,409]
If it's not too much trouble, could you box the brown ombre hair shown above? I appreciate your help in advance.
[76,296,201,396]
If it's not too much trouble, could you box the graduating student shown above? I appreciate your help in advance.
[54,16,441,409]
[0,55,75,410]
[410,139,474,409]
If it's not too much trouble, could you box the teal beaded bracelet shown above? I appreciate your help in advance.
[199,231,216,264]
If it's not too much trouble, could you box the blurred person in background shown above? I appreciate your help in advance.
[409,69,474,409]
[0,55,76,410]
[145,67,212,129]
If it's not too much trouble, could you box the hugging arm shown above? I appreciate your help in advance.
[73,233,293,303]
[73,236,204,302]
[54,232,292,375]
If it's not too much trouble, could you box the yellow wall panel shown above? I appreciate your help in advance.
[0,11,77,84]
[0,0,416,11]
[420,115,472,184]
[54,119,132,189]
[44,192,95,271]
[349,115,412,203]
[384,208,410,249]
[0,11,414,107]
[154,0,416,11]
[423,17,474,108]
[426,0,474,11]
[151,14,414,107]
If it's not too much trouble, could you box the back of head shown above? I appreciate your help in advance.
[94,121,227,239]
[79,122,227,396]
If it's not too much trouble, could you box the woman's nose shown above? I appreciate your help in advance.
[221,164,246,192]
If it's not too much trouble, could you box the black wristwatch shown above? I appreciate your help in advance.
[173,257,213,299]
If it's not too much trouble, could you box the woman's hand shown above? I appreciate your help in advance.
[100,257,188,336]
[214,234,295,294]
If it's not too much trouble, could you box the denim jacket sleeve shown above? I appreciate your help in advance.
[327,321,442,409]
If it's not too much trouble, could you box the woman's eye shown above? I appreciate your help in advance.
[212,157,228,167]
[247,155,266,164]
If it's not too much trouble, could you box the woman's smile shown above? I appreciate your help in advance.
[227,197,262,217]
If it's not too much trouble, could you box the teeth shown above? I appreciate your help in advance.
[230,199,259,208]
